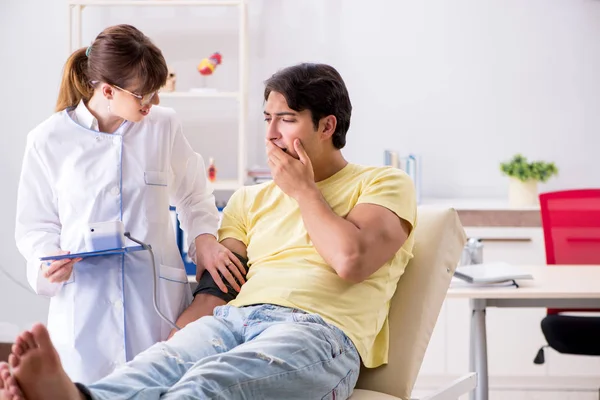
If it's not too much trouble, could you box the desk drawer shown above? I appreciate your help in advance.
[464,227,546,265]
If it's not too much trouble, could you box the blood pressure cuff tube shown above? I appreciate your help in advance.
[192,252,249,303]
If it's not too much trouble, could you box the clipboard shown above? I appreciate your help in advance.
[39,245,148,261]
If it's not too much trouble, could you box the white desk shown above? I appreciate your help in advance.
[447,265,600,400]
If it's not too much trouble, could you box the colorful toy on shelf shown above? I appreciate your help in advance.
[197,52,222,76]
[207,157,217,182]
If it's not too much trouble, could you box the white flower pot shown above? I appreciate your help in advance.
[508,178,539,207]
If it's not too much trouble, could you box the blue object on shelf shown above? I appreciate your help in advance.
[170,206,196,276]
[170,205,226,276]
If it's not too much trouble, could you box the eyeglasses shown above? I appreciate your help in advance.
[112,85,158,106]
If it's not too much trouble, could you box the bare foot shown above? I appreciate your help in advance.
[12,324,82,400]
[9,331,36,370]
[0,362,23,400]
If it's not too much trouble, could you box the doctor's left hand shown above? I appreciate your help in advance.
[42,251,83,283]
[194,234,246,293]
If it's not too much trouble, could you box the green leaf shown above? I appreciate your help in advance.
[499,154,558,183]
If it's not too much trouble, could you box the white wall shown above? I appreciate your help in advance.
[1,0,599,330]
[339,0,600,199]
[0,0,70,331]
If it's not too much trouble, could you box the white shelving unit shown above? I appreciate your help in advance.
[67,0,249,191]
[210,179,242,191]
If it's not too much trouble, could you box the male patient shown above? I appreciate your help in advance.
[0,63,417,400]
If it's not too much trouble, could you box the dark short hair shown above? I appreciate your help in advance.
[264,63,352,149]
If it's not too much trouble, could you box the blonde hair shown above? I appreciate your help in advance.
[55,47,92,112]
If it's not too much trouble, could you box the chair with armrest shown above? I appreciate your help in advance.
[350,206,476,400]
[534,189,600,364]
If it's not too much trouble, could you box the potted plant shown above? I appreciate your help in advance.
[500,154,558,207]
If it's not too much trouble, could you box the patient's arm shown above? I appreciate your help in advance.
[296,171,415,283]
[167,238,248,340]
[298,196,410,283]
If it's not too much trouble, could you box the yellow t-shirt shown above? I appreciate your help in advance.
[220,163,417,368]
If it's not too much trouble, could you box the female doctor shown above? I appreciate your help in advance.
[14,24,245,384]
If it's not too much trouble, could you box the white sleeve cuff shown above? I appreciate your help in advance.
[27,258,63,297]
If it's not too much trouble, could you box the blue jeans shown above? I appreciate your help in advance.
[87,304,361,399]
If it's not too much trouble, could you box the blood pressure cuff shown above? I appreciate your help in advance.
[192,252,249,303]
[75,383,93,400]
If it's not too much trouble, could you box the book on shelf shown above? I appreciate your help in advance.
[383,150,421,204]
[248,167,270,177]
[247,166,272,184]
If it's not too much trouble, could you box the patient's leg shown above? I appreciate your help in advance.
[161,306,361,400]
[7,308,241,400]
[9,324,83,400]
[86,305,240,400]
[168,293,226,340]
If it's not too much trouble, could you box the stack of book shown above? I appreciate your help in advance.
[384,150,421,204]
[247,167,272,184]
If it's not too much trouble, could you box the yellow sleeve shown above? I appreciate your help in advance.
[218,187,248,246]
[356,168,417,231]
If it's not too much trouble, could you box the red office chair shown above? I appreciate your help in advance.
[534,189,600,363]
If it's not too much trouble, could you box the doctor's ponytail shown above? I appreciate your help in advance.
[55,47,92,112]
[54,24,168,113]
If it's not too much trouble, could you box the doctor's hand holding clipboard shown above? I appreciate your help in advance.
[41,251,82,284]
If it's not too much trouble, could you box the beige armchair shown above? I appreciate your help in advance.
[351,207,477,400]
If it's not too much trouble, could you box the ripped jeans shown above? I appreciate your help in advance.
[86,304,361,400]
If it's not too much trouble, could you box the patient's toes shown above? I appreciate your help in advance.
[0,363,8,389]
[7,355,19,370]
[6,375,24,400]
[14,337,28,355]
[21,332,36,353]
[11,344,22,359]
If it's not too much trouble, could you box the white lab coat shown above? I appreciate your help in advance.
[14,101,219,384]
